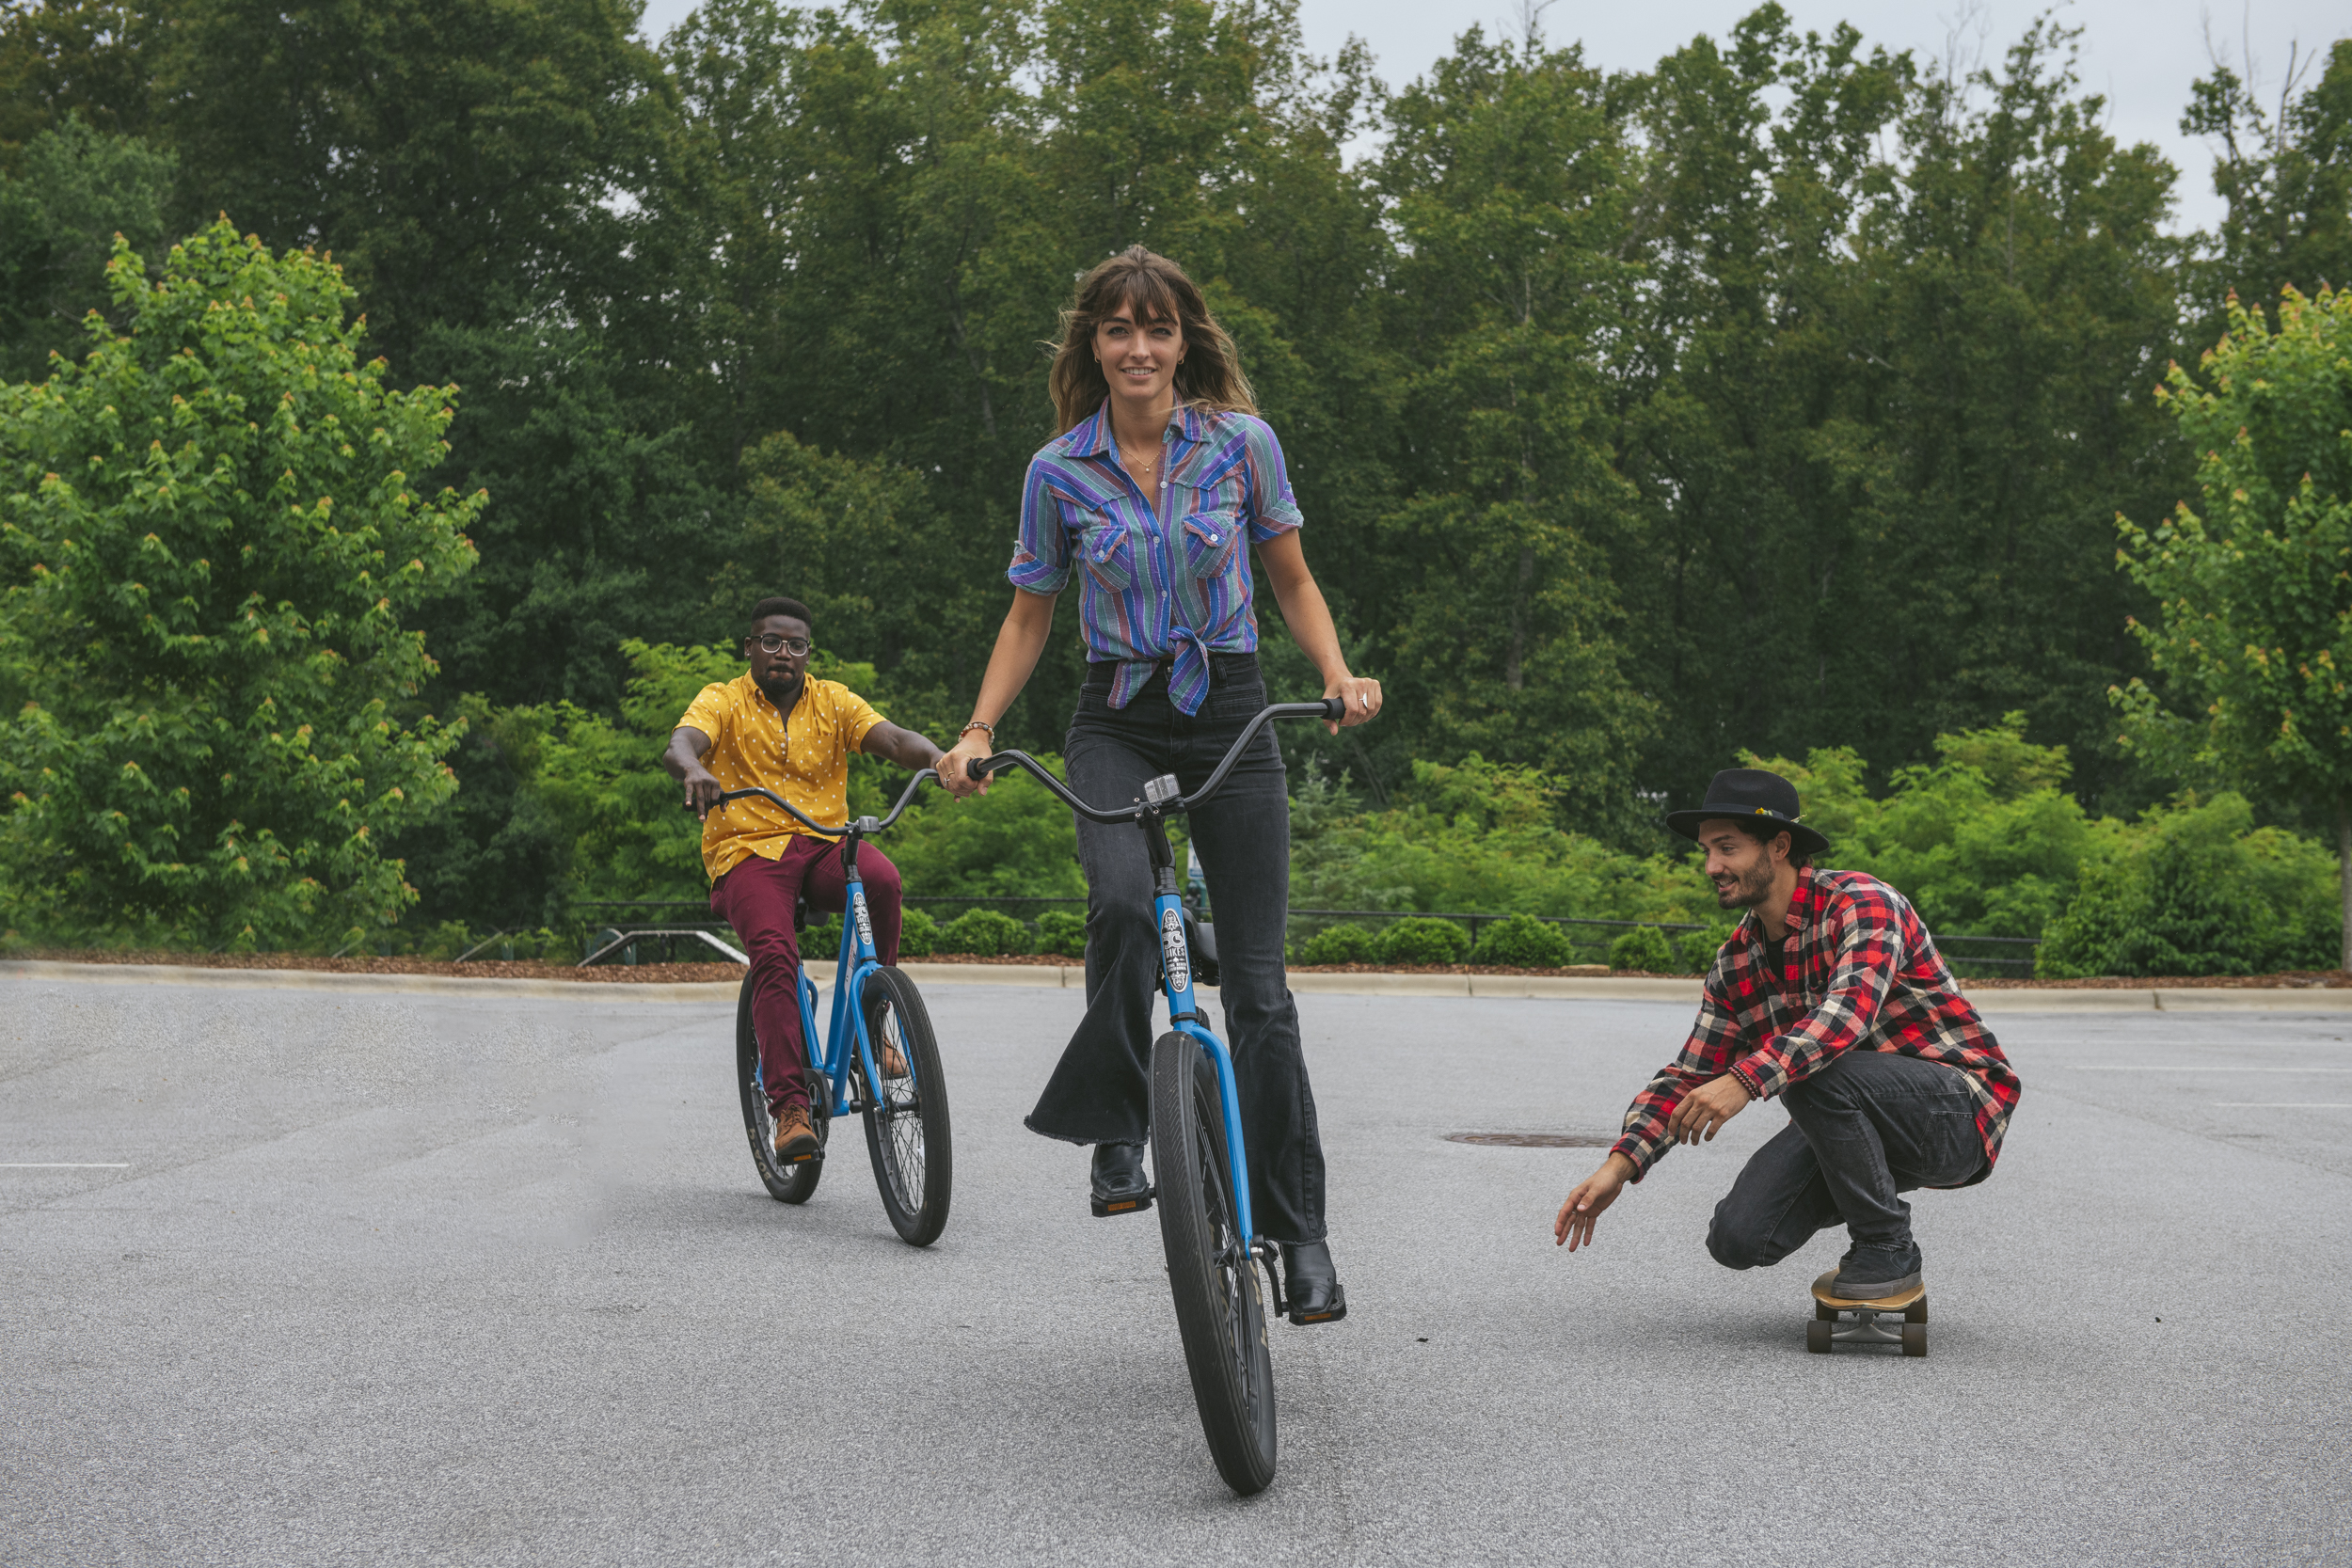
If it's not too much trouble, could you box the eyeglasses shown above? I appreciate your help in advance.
[754,634,812,657]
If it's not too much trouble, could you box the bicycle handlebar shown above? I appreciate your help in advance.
[966,698,1345,824]
[713,768,938,837]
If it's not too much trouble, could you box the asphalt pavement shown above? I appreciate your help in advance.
[4,973,2348,1565]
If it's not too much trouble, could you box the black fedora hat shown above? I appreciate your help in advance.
[1664,768,1829,857]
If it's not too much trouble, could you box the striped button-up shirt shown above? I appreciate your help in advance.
[1006,403,1303,713]
[1613,866,2022,1183]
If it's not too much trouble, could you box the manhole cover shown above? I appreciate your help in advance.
[1444,1132,1616,1148]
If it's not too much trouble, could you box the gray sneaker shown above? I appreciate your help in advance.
[1832,1243,1922,1300]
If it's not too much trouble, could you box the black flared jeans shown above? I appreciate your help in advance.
[1024,653,1327,1244]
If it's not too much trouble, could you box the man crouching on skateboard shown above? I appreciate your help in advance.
[1552,768,2021,1301]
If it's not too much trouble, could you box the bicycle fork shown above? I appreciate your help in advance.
[1141,783,1285,1317]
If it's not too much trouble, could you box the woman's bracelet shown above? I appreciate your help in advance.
[959,719,996,743]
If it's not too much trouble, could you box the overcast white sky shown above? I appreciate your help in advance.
[632,0,2350,232]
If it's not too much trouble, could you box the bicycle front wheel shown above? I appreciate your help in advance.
[1149,1029,1278,1496]
[738,973,826,1203]
[857,967,952,1246]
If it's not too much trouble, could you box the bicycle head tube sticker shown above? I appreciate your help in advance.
[855,900,874,951]
[1161,907,1191,991]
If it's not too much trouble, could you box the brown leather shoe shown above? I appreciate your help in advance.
[873,1037,910,1079]
[771,1103,818,1163]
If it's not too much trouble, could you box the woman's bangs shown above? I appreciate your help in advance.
[1112,266,1184,329]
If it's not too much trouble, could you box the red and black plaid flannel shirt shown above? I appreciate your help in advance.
[1613,866,2020,1184]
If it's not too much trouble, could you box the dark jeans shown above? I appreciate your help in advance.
[1025,653,1327,1244]
[710,836,903,1117]
[1707,1049,1984,1271]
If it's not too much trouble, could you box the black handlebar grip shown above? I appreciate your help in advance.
[1322,695,1347,721]
[965,754,990,783]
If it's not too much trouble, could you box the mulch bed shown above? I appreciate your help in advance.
[14,948,2349,989]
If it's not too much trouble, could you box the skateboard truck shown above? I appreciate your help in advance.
[1806,1270,1927,1356]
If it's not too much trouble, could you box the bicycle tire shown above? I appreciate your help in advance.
[857,967,952,1246]
[737,972,827,1203]
[1150,1029,1278,1496]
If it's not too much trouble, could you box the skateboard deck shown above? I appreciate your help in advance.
[1807,1269,1927,1356]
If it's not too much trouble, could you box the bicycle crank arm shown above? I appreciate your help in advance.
[1250,1240,1287,1320]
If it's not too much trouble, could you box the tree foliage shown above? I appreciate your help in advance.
[2112,284,2352,961]
[0,220,479,946]
[2,0,2348,971]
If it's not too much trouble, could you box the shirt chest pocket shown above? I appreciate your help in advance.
[1182,508,1241,581]
[1077,512,1136,591]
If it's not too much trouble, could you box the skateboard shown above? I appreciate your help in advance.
[1807,1270,1927,1356]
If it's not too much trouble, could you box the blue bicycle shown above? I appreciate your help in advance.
[969,696,1343,1495]
[717,772,952,1247]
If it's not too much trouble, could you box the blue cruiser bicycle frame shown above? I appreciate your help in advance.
[969,698,1344,1254]
[716,769,937,1125]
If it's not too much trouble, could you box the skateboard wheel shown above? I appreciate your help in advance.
[1901,1323,1926,1357]
[1806,1320,1833,1354]
[1905,1294,1928,1325]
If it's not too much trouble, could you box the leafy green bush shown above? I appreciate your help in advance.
[898,908,938,958]
[1676,923,1740,974]
[1473,913,1572,966]
[1608,927,1676,973]
[882,752,1086,901]
[1296,924,1378,965]
[2037,794,2340,976]
[1034,909,1088,958]
[937,908,1029,956]
[802,913,845,958]
[417,921,475,959]
[1379,917,1470,965]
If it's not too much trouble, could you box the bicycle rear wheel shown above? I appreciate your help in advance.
[857,967,952,1246]
[1149,1029,1278,1496]
[738,973,827,1203]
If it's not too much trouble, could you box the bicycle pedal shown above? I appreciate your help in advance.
[1089,1187,1155,1217]
[1286,1286,1347,1326]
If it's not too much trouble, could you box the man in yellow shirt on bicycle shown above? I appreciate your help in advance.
[663,596,948,1163]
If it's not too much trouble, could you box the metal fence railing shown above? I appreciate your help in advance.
[557,896,2039,975]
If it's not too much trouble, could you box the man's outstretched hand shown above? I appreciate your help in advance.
[1553,1152,1635,1252]
[678,765,725,820]
[1665,1073,1752,1145]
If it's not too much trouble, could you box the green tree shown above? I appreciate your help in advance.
[2183,40,2352,332]
[0,0,154,151]
[0,220,481,947]
[2114,284,2352,966]
[151,0,663,369]
[0,113,176,379]
[1618,10,2184,816]
[1372,28,1655,834]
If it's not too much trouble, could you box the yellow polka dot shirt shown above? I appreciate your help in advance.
[677,673,885,882]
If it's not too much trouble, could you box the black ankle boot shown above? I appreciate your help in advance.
[1089,1142,1153,1216]
[1279,1241,1347,1324]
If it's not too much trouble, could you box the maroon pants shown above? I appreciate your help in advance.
[711,835,903,1114]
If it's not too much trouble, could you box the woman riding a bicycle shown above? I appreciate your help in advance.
[938,245,1380,1323]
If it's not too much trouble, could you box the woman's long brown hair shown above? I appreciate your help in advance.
[1046,246,1257,435]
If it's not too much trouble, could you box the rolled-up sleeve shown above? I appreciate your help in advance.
[1241,417,1304,542]
[1007,458,1073,593]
